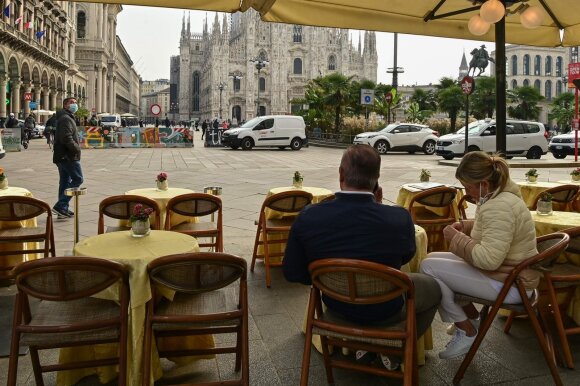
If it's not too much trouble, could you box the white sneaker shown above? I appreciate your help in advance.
[379,353,400,370]
[446,318,480,335]
[439,327,477,359]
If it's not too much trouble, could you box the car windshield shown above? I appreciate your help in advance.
[240,117,262,128]
[379,124,399,133]
[456,121,487,135]
[101,116,117,122]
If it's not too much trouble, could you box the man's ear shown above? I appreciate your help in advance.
[339,167,345,188]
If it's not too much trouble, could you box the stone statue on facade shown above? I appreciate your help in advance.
[469,45,495,77]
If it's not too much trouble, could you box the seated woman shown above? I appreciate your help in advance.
[420,151,538,359]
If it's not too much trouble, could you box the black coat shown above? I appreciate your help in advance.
[4,117,19,128]
[283,192,416,323]
[53,109,81,163]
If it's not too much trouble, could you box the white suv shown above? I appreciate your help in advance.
[353,123,439,155]
[548,133,579,159]
[436,119,548,160]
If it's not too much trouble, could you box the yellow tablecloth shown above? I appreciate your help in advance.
[396,184,465,219]
[125,187,196,228]
[0,187,38,278]
[532,211,580,325]
[258,186,334,257]
[516,181,573,210]
[58,230,208,386]
[306,225,432,365]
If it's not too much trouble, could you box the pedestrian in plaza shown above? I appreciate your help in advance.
[24,113,35,140]
[164,115,170,129]
[155,117,160,127]
[195,120,199,131]
[420,151,538,360]
[139,119,144,128]
[52,97,83,220]
[552,123,559,136]
[89,114,98,126]
[201,119,208,140]
[44,113,57,145]
[283,145,441,370]
[3,112,19,128]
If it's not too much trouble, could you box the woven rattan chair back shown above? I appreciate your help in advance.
[561,226,580,254]
[98,195,161,234]
[458,194,476,220]
[8,256,130,386]
[533,185,579,211]
[0,196,55,273]
[264,191,313,213]
[149,252,246,294]
[165,193,222,228]
[411,186,457,208]
[301,258,417,386]
[531,232,571,269]
[144,252,249,386]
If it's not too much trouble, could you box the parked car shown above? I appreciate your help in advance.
[222,115,307,150]
[436,119,548,160]
[32,124,45,138]
[353,123,439,155]
[548,132,580,158]
[0,128,5,159]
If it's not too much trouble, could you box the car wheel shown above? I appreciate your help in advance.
[423,140,436,155]
[290,138,303,150]
[467,145,480,152]
[526,146,542,159]
[553,153,567,159]
[241,138,253,150]
[442,154,454,160]
[231,146,239,150]
[278,146,287,150]
[374,140,389,155]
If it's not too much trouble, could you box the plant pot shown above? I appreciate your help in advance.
[0,178,7,190]
[526,176,537,183]
[293,179,303,189]
[537,200,553,216]
[420,176,430,183]
[572,175,580,182]
[131,218,151,237]
[156,180,169,191]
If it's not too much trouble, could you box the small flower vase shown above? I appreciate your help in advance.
[156,180,168,191]
[131,218,151,237]
[537,200,553,216]
[527,176,537,183]
[0,178,7,190]
[420,175,430,183]
[572,175,580,182]
[293,178,303,189]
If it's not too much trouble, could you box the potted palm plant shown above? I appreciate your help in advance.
[525,168,539,183]
[536,191,553,216]
[571,168,580,182]
[420,169,431,182]
[293,171,304,189]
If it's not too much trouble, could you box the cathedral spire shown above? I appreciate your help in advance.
[459,50,469,79]
[222,13,228,38]
[187,12,191,36]
[203,13,208,36]
[358,32,361,54]
[181,12,185,38]
[212,12,220,38]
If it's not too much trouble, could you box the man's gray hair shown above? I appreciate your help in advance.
[340,145,381,190]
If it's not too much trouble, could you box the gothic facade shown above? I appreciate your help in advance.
[171,10,378,123]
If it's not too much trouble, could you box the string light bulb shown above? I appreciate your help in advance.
[468,14,491,36]
[480,0,505,24]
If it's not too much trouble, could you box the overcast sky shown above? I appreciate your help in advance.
[116,6,494,86]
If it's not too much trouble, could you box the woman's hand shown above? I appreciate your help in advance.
[451,221,464,232]
[443,224,460,241]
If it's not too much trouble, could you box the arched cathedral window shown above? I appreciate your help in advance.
[293,26,302,43]
[259,77,266,92]
[293,58,302,75]
[77,11,86,39]
[328,55,336,71]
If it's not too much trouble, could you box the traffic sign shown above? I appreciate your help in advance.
[5,98,9,105]
[385,92,393,104]
[569,63,580,88]
[360,89,374,105]
[460,76,476,95]
[29,101,37,109]
[150,104,161,116]
[23,92,32,101]
[573,119,579,130]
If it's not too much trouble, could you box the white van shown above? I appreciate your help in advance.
[100,114,121,129]
[0,129,5,159]
[436,119,548,160]
[222,115,307,150]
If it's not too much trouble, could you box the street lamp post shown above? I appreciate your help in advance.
[229,74,243,122]
[249,57,268,117]
[217,82,226,120]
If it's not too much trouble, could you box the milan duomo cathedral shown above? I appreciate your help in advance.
[170,10,378,123]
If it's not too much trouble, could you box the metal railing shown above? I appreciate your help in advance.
[307,130,357,145]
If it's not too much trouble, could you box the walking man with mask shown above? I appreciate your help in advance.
[52,97,83,219]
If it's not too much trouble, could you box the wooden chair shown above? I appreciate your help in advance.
[98,195,161,234]
[143,252,248,386]
[532,226,580,369]
[532,185,579,211]
[251,190,313,287]
[8,256,130,385]
[407,186,457,252]
[319,194,336,203]
[0,196,56,276]
[457,194,476,220]
[301,258,417,386]
[452,232,570,386]
[164,193,223,252]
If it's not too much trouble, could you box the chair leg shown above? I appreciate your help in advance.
[320,334,334,385]
[235,325,242,372]
[503,311,516,333]
[7,332,21,386]
[29,347,45,386]
[546,284,575,369]
[250,223,262,273]
[241,311,250,386]
[263,230,272,288]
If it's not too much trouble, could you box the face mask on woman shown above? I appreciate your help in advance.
[478,182,493,206]
[68,103,78,113]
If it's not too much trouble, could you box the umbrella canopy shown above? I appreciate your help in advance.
[73,1,579,47]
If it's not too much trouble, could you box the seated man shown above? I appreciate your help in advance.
[283,144,441,367]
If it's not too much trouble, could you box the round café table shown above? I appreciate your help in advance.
[58,231,207,386]
[516,181,572,210]
[532,211,580,326]
[0,186,38,278]
[125,187,196,228]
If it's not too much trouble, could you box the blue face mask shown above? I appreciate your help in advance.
[68,103,78,113]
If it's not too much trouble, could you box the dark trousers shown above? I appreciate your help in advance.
[408,273,442,336]
[55,161,84,211]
